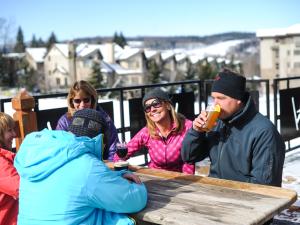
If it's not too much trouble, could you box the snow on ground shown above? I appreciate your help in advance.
[187,39,246,58]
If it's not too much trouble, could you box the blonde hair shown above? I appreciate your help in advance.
[0,112,15,149]
[145,101,186,138]
[66,80,98,117]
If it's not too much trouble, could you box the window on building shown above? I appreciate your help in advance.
[64,78,68,86]
[49,70,51,75]
[294,50,300,55]
[275,50,279,58]
[294,62,300,68]
[56,78,60,86]
[287,62,290,68]
[275,63,279,70]
[287,50,290,56]
[48,56,51,61]
[131,77,139,84]
[83,57,93,67]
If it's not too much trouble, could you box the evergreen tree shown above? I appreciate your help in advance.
[228,55,236,71]
[46,32,57,50]
[89,61,104,89]
[14,26,25,53]
[0,56,16,87]
[196,61,217,80]
[119,32,127,48]
[17,59,37,91]
[113,31,127,48]
[147,59,161,84]
[30,34,39,47]
[185,61,195,80]
[38,37,45,47]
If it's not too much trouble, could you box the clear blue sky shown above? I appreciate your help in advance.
[1,0,300,42]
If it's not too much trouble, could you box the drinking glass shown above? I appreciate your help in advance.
[202,103,221,131]
[116,141,128,159]
[114,141,129,171]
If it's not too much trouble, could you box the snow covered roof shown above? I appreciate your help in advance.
[55,44,69,57]
[189,54,205,64]
[53,65,68,75]
[144,49,160,59]
[100,61,114,73]
[115,46,143,60]
[161,50,175,61]
[76,43,101,58]
[256,24,300,38]
[76,42,123,62]
[175,53,187,62]
[108,63,141,75]
[3,52,26,59]
[216,57,226,63]
[26,48,47,62]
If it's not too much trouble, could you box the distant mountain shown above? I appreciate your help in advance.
[73,32,256,49]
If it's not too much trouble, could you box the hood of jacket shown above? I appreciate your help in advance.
[14,129,103,182]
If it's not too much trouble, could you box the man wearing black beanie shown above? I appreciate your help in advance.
[181,69,285,190]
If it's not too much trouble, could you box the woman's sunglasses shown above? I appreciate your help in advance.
[73,98,91,104]
[143,99,163,113]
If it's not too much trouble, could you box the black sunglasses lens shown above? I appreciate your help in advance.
[144,106,151,113]
[144,100,162,113]
[152,102,161,108]
[73,99,81,104]
[83,98,91,103]
[73,98,90,104]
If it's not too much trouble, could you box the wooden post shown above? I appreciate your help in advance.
[12,89,37,151]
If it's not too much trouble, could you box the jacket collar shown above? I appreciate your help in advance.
[225,93,258,127]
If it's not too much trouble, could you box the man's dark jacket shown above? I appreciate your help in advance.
[181,94,285,186]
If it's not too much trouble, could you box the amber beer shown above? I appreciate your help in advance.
[202,104,221,131]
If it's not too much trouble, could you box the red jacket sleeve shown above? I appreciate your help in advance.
[0,149,20,199]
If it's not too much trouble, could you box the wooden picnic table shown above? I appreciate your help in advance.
[106,162,297,225]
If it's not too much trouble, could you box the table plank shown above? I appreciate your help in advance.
[106,162,297,225]
[131,174,295,225]
[106,163,296,200]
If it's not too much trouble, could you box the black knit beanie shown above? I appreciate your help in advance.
[142,88,170,106]
[68,108,106,138]
[211,70,246,100]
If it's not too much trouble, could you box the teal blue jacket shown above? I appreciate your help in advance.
[14,129,147,225]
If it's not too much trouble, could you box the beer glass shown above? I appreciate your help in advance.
[202,103,221,131]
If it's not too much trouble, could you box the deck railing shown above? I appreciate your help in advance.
[1,78,287,150]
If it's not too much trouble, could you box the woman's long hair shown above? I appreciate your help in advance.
[66,80,98,118]
[0,112,15,149]
[145,101,186,138]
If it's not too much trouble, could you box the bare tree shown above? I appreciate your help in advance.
[0,17,16,53]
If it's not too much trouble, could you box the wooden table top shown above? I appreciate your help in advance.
[106,162,297,225]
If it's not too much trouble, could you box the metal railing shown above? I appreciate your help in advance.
[1,78,271,143]
[273,76,300,151]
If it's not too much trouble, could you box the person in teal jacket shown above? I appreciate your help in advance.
[14,109,147,225]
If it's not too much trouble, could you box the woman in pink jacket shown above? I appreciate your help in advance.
[114,88,195,174]
[0,112,18,225]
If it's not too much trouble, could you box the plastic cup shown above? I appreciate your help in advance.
[202,104,221,131]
